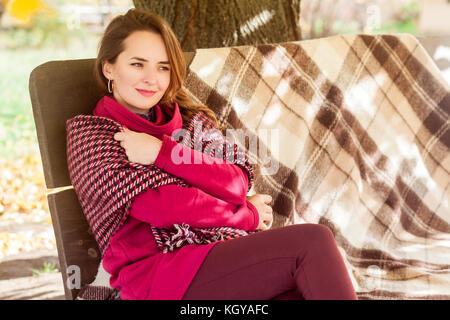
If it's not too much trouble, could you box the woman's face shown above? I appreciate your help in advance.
[102,30,171,114]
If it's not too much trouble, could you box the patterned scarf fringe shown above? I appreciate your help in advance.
[151,223,255,253]
[76,285,121,300]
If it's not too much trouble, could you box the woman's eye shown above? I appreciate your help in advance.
[131,63,142,67]
[159,66,170,71]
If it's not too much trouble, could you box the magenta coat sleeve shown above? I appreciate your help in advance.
[129,184,259,232]
[153,134,251,205]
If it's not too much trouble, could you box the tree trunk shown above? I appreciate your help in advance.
[133,0,302,51]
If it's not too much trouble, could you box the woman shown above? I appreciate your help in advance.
[66,8,358,300]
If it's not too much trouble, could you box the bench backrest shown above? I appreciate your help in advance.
[29,52,195,299]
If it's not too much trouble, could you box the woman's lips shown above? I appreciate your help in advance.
[136,88,156,97]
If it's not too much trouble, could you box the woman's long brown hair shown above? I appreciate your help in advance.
[94,9,223,130]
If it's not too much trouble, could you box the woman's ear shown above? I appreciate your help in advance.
[102,61,113,80]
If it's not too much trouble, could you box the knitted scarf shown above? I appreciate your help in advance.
[66,96,255,256]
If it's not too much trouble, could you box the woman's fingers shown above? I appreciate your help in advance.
[249,194,273,231]
[114,127,132,141]
[264,194,272,203]
[114,132,123,141]
[262,210,273,222]
[258,222,268,231]
[257,210,273,231]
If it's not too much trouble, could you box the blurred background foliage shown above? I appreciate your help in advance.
[300,0,420,39]
[0,0,132,258]
[0,0,438,258]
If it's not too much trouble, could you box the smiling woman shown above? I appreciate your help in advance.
[101,31,171,114]
[66,8,357,301]
[93,9,219,126]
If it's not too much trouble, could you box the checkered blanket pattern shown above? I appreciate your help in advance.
[183,34,450,299]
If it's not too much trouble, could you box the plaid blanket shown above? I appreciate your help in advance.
[183,34,450,300]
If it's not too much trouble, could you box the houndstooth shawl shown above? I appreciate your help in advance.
[66,110,255,256]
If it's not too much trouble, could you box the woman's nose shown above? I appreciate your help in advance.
[143,68,157,85]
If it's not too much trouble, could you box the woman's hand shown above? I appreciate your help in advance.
[247,194,273,231]
[114,128,162,165]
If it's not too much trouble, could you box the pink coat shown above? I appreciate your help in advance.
[95,97,258,299]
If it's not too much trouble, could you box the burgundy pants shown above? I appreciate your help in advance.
[183,224,358,300]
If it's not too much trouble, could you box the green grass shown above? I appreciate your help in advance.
[374,19,419,35]
[29,261,59,276]
[0,26,101,160]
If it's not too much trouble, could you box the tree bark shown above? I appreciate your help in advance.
[133,0,302,51]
